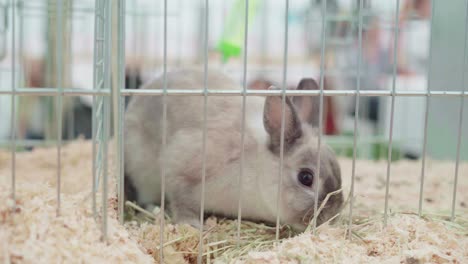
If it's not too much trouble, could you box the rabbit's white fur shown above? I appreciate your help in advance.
[124,68,343,231]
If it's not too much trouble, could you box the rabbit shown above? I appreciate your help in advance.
[124,68,343,231]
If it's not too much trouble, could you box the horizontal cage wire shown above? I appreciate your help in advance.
[1,0,467,263]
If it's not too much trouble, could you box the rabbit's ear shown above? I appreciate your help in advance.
[263,86,302,154]
[292,78,320,126]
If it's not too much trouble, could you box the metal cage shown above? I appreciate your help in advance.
[1,0,467,263]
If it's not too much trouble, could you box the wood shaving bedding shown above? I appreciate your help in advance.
[0,140,466,263]
[0,140,153,264]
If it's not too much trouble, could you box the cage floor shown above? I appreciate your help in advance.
[0,140,466,263]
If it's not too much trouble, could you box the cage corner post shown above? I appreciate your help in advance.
[101,0,112,242]
[113,0,126,225]
[91,0,112,241]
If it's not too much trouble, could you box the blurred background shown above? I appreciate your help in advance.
[0,0,467,161]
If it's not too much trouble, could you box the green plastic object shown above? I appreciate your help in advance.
[218,0,261,63]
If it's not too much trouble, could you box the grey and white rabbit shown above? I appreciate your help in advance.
[124,68,343,231]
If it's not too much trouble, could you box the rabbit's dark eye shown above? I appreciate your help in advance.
[297,169,314,187]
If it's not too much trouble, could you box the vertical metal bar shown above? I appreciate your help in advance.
[198,0,209,262]
[384,0,401,226]
[101,0,112,241]
[10,0,16,207]
[68,3,75,141]
[116,0,126,224]
[312,0,327,235]
[119,98,126,219]
[451,0,468,221]
[102,96,110,241]
[67,105,75,139]
[91,0,100,219]
[18,0,23,84]
[92,101,97,219]
[130,0,137,90]
[348,0,364,239]
[160,0,168,262]
[275,0,289,241]
[55,0,64,217]
[418,1,435,217]
[260,0,268,67]
[237,0,249,245]
[176,0,182,66]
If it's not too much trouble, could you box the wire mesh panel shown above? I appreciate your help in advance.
[1,0,468,263]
